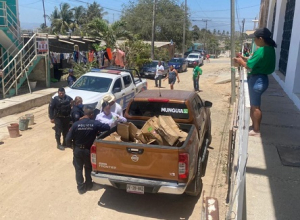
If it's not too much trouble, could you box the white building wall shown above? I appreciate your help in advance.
[269,0,300,110]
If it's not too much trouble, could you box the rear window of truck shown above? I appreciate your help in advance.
[128,101,189,119]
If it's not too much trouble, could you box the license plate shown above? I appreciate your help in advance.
[126,184,144,194]
[145,72,149,75]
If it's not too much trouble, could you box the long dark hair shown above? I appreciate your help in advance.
[262,37,277,48]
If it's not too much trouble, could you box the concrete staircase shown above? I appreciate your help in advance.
[0,1,44,98]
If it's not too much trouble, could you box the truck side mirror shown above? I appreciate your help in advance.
[204,101,212,108]
[113,87,121,93]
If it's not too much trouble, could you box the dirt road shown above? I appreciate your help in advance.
[0,58,231,219]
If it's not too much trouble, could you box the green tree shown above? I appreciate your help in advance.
[72,6,86,26]
[121,38,169,70]
[121,0,190,50]
[84,1,107,24]
[87,18,132,48]
[49,3,74,34]
[192,25,200,41]
[207,35,219,54]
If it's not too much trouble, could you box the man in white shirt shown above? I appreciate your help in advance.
[95,94,123,116]
[155,61,164,88]
[95,101,127,128]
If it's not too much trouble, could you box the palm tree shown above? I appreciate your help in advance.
[72,6,86,26]
[87,18,132,48]
[86,2,107,20]
[49,3,74,34]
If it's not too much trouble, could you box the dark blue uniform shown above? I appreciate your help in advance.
[70,105,84,123]
[49,95,73,146]
[67,75,77,87]
[66,118,110,193]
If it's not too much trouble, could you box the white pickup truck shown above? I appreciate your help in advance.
[53,68,147,109]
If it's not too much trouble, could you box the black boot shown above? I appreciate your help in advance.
[56,141,65,151]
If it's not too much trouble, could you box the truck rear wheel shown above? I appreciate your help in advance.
[185,156,203,197]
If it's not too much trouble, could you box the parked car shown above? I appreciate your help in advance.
[186,53,204,67]
[140,60,168,78]
[52,68,147,110]
[168,58,187,72]
[184,50,207,59]
[91,89,212,196]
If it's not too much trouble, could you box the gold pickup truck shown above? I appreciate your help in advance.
[90,90,212,196]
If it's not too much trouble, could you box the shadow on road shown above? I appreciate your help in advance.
[98,186,200,219]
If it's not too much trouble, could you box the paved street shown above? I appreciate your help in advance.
[0,58,231,219]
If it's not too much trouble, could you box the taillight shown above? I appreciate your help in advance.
[148,98,169,103]
[90,144,97,170]
[179,153,189,179]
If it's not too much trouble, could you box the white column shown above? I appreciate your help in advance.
[288,1,300,94]
[273,0,287,71]
[266,0,276,30]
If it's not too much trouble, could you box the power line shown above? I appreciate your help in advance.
[191,4,259,13]
[65,0,122,12]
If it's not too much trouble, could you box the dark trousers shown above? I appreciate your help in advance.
[73,148,92,191]
[54,117,70,145]
[155,75,162,87]
[193,76,200,91]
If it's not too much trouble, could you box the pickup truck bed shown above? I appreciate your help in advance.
[91,89,212,196]
[91,120,203,195]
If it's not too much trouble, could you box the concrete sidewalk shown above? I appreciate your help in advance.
[0,88,57,118]
[246,75,300,219]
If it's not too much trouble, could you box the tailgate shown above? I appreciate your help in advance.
[95,141,179,181]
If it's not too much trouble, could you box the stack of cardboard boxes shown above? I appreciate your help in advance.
[103,116,188,147]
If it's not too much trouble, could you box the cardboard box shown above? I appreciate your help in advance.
[174,137,186,147]
[141,117,168,145]
[136,130,148,144]
[117,122,139,142]
[157,116,179,145]
[117,123,130,141]
[128,123,138,142]
[157,116,188,145]
[103,132,122,142]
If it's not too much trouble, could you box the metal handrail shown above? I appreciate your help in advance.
[0,38,22,67]
[2,34,37,97]
[2,33,36,72]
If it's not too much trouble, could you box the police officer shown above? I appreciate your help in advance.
[70,96,84,123]
[49,87,73,150]
[66,105,110,194]
[67,69,77,87]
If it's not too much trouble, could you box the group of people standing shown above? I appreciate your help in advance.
[154,61,180,90]
[49,90,126,194]
[155,61,201,91]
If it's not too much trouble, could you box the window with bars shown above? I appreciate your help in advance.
[279,0,295,75]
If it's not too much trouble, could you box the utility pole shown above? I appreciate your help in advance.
[151,0,157,59]
[230,0,236,104]
[202,19,211,50]
[182,0,187,57]
[42,0,47,27]
[240,18,245,53]
[252,17,259,29]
